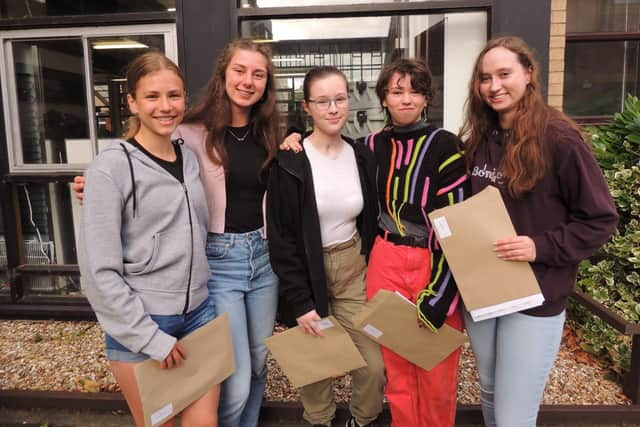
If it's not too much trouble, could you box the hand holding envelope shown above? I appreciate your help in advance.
[264,316,367,388]
[135,313,236,427]
[427,185,544,321]
[352,289,467,371]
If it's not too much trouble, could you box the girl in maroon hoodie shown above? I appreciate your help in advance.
[460,36,618,427]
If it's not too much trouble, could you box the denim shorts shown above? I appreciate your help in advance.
[104,299,215,362]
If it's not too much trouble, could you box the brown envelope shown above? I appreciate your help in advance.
[427,185,544,321]
[135,313,235,427]
[264,316,367,388]
[352,289,467,371]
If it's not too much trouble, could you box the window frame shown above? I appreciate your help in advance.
[0,23,178,174]
[233,1,493,133]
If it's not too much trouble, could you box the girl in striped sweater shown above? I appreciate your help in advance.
[364,58,468,427]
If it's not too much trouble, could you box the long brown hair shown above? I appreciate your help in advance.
[460,36,579,197]
[125,51,185,139]
[182,38,279,178]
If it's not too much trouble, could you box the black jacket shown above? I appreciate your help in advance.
[266,137,378,327]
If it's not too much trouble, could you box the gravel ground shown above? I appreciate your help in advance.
[0,320,631,406]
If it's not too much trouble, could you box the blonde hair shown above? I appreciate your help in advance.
[124,51,185,139]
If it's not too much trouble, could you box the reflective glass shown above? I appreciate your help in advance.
[18,182,78,267]
[1,0,176,19]
[90,35,165,153]
[563,40,640,116]
[12,39,91,165]
[242,12,487,137]
[567,0,640,33]
[10,34,167,166]
[240,0,449,6]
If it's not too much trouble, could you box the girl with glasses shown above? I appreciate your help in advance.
[267,66,385,427]
[281,59,468,427]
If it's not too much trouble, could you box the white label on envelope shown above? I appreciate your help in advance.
[363,324,383,338]
[433,216,452,239]
[317,318,334,330]
[151,403,173,426]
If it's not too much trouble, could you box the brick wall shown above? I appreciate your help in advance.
[548,0,567,109]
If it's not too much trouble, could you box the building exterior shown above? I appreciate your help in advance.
[0,0,629,307]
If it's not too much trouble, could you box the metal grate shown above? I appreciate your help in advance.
[0,238,60,293]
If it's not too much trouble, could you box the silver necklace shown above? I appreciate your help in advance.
[226,127,250,142]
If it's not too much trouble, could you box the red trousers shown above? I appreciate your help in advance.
[366,236,463,427]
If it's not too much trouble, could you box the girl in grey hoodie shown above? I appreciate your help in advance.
[78,52,219,427]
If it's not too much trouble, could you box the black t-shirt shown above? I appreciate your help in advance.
[224,125,268,233]
[128,138,184,183]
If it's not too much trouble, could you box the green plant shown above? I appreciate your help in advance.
[588,94,640,169]
[567,300,632,379]
[571,93,640,377]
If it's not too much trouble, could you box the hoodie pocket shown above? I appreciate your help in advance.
[124,225,193,292]
[123,235,160,276]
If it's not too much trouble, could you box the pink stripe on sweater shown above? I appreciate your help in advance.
[395,141,404,169]
[436,175,467,196]
[404,139,414,165]
[447,293,460,316]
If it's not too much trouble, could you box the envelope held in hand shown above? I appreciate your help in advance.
[265,316,367,388]
[352,290,467,371]
[135,312,236,427]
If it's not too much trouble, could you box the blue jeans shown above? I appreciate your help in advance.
[464,308,565,427]
[206,229,278,427]
[104,299,215,362]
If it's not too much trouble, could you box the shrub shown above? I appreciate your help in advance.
[571,94,640,378]
[589,95,640,169]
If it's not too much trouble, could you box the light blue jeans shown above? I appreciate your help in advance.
[464,308,566,427]
[206,229,278,427]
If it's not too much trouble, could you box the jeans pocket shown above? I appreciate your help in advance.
[207,241,229,260]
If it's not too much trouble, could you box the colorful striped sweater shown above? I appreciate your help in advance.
[364,123,469,331]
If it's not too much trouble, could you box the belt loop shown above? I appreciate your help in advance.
[384,230,389,241]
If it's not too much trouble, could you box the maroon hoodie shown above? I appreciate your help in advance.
[470,120,618,316]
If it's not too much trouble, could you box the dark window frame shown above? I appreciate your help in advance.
[232,1,494,39]
[0,11,175,30]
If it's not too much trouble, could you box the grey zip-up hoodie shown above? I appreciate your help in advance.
[79,139,210,361]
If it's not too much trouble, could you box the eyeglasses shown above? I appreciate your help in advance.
[307,96,349,110]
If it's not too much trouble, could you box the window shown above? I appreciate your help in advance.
[564,0,640,117]
[15,182,83,296]
[239,0,451,6]
[1,1,176,19]
[241,11,487,137]
[0,24,177,172]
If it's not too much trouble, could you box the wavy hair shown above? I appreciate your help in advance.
[182,38,280,178]
[460,36,579,197]
[375,58,433,124]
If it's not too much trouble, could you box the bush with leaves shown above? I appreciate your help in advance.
[589,95,640,169]
[570,94,640,379]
